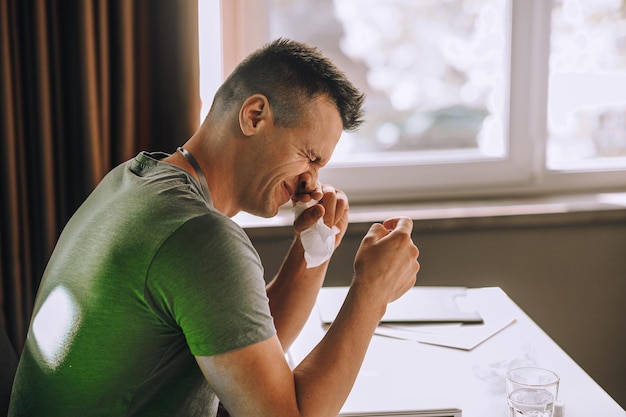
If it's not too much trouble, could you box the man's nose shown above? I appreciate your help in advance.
[297,171,318,194]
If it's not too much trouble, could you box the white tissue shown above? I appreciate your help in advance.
[293,200,339,268]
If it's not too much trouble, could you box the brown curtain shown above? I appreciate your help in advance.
[0,0,200,353]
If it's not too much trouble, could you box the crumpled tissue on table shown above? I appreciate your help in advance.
[472,342,539,395]
[293,199,339,268]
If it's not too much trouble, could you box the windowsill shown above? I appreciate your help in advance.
[235,191,626,236]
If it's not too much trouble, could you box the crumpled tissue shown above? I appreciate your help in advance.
[293,199,339,268]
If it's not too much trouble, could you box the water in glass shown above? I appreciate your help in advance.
[508,387,554,417]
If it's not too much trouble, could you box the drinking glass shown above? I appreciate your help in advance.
[506,367,560,417]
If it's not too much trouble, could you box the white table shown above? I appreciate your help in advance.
[288,287,626,417]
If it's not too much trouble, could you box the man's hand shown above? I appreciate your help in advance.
[292,183,349,249]
[353,216,420,304]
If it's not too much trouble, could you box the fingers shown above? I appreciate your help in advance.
[354,216,419,304]
[293,204,325,233]
[384,217,419,264]
[293,188,323,204]
[383,217,413,234]
[319,185,347,228]
[293,184,349,232]
[321,187,336,227]
[365,216,414,242]
[363,223,390,241]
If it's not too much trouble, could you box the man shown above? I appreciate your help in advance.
[10,38,420,416]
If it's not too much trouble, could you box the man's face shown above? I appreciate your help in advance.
[241,96,343,218]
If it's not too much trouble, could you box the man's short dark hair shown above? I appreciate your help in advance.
[213,38,365,131]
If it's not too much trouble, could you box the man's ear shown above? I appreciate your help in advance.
[239,94,272,136]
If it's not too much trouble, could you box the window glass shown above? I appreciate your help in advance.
[548,0,626,169]
[199,0,626,203]
[268,0,508,166]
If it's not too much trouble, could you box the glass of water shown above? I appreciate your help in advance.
[506,367,560,417]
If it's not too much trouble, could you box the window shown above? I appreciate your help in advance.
[548,0,626,170]
[200,0,626,204]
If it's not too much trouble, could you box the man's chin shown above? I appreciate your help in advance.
[245,192,292,218]
[255,210,277,219]
[246,203,282,219]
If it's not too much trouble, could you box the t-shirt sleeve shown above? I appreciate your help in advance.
[145,213,276,356]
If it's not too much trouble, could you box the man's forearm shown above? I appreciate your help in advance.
[266,236,329,351]
[291,284,386,417]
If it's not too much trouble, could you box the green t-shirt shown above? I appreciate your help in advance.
[9,152,276,416]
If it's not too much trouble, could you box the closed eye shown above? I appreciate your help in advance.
[305,148,323,165]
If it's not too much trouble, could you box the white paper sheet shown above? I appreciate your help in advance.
[375,315,516,350]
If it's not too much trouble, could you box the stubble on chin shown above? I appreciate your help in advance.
[242,182,290,218]
[245,196,281,219]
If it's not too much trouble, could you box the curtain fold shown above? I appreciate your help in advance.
[0,0,200,352]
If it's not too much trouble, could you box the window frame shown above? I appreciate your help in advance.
[213,0,626,204]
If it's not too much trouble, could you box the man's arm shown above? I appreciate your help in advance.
[197,217,420,417]
[266,185,349,351]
